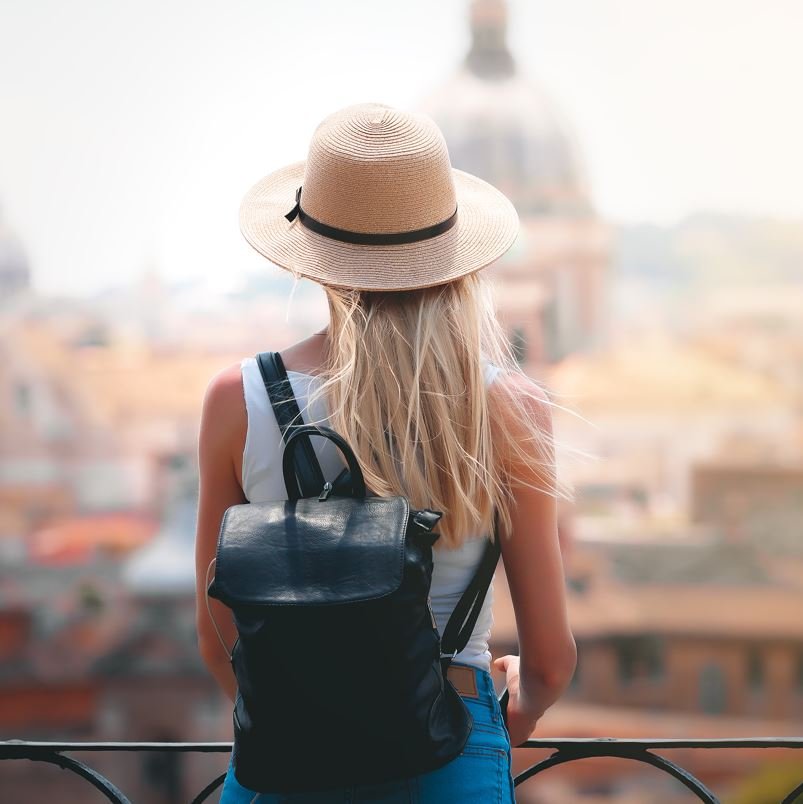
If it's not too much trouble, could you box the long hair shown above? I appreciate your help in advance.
[302,270,575,549]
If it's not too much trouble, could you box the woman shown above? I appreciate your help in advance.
[195,103,577,802]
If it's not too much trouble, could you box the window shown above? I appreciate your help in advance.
[699,662,727,714]
[567,574,590,594]
[746,647,764,692]
[541,296,563,362]
[510,325,527,366]
[614,635,665,684]
[14,382,31,416]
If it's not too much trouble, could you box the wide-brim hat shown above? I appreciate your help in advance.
[238,102,520,292]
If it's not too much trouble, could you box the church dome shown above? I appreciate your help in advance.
[419,0,592,217]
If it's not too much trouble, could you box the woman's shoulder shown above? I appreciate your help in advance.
[199,361,249,453]
[487,368,553,434]
[203,360,248,406]
[485,363,548,399]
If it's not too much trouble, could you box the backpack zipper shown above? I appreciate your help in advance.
[426,594,438,631]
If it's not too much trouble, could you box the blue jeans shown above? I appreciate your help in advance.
[218,662,515,803]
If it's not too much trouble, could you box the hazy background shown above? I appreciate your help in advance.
[2,1,803,802]
[2,0,802,295]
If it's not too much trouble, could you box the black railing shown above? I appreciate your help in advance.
[3,737,803,803]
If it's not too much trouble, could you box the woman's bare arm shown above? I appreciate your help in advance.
[490,373,577,738]
[194,363,249,704]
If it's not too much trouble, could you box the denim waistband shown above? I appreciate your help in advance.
[447,661,498,702]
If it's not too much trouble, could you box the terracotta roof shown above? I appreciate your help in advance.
[11,321,244,429]
[28,513,159,565]
[533,698,803,739]
[544,334,792,413]
[565,582,803,640]
[490,565,803,643]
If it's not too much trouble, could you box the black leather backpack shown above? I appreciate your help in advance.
[206,351,501,794]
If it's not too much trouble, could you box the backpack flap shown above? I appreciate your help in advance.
[207,495,410,608]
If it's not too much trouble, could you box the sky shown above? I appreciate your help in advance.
[1,0,801,296]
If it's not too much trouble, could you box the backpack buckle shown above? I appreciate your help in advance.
[413,509,443,532]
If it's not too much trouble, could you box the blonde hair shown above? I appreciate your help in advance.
[302,270,575,549]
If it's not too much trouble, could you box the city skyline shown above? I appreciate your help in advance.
[1,0,801,296]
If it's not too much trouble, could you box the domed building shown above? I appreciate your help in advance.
[418,0,611,366]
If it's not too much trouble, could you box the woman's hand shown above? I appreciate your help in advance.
[493,654,543,747]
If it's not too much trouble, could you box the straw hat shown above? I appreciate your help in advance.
[238,102,519,291]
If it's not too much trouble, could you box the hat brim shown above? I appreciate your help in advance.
[238,161,520,292]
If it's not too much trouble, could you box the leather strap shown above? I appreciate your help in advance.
[257,349,500,672]
[440,509,501,673]
[256,351,325,498]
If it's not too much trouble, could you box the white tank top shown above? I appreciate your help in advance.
[239,356,502,673]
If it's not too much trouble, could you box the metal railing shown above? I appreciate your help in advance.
[3,737,803,803]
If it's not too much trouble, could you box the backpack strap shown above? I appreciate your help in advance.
[258,349,501,672]
[256,351,325,498]
[439,509,502,673]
